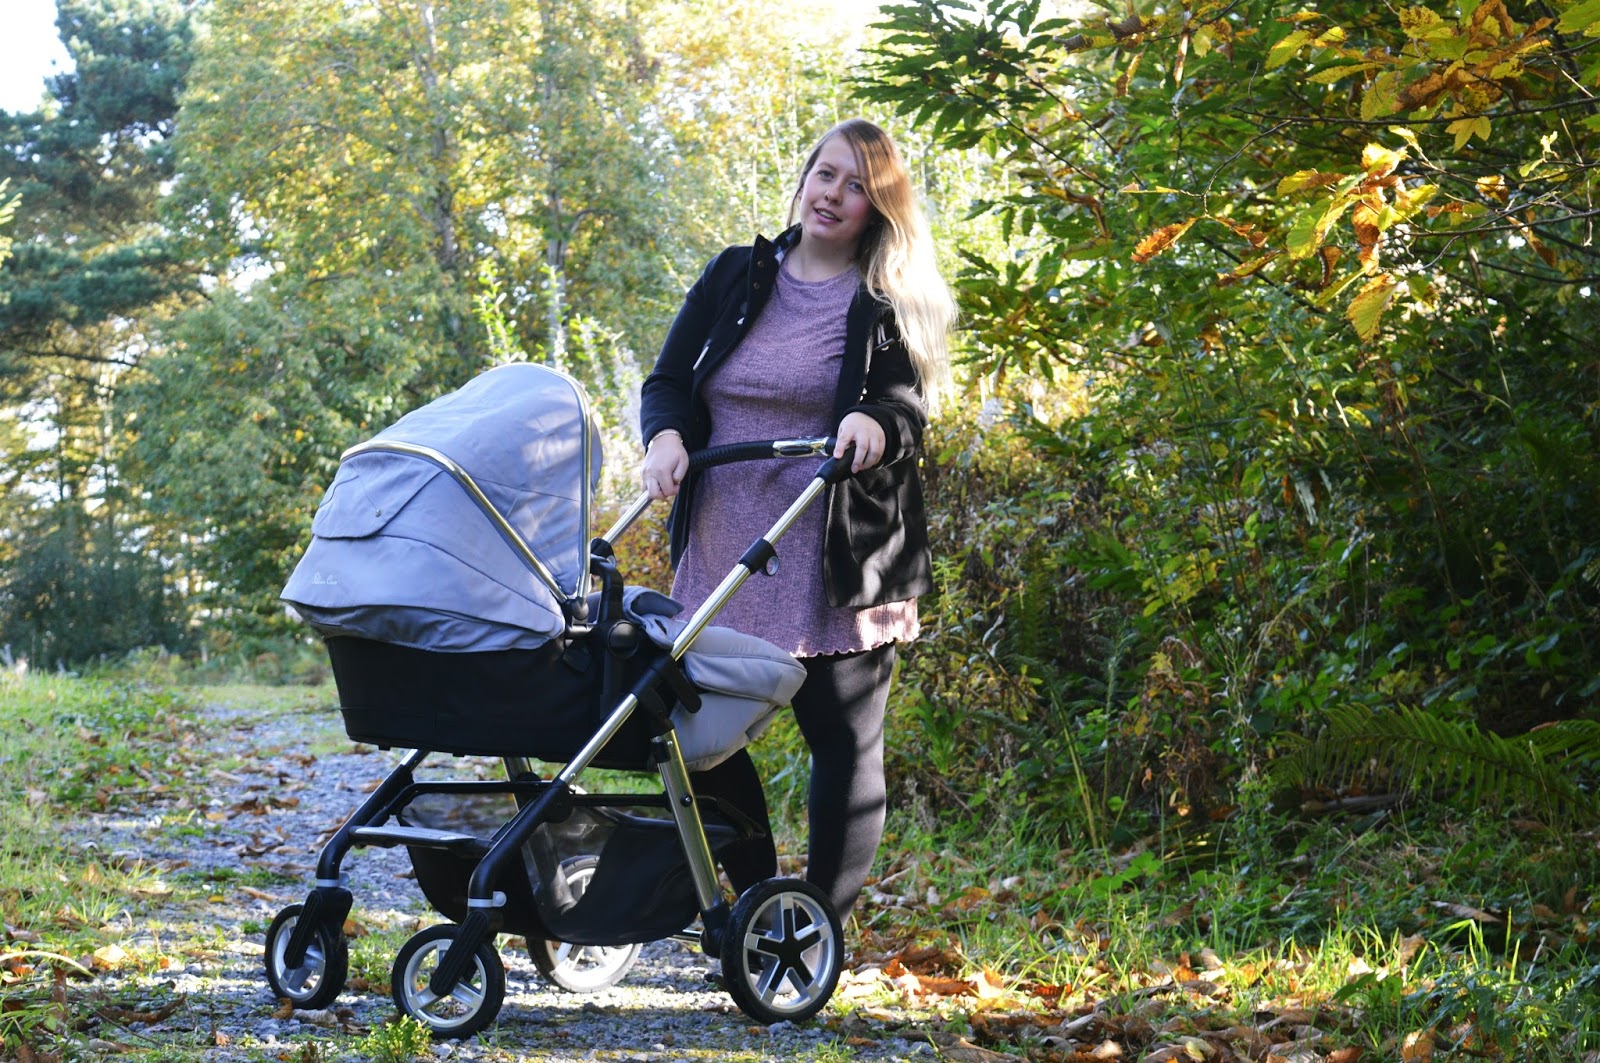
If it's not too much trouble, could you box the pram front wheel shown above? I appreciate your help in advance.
[391,924,505,1038]
[263,904,348,1009]
[720,878,842,1025]
[528,857,643,991]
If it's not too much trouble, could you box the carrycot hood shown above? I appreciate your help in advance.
[281,363,602,651]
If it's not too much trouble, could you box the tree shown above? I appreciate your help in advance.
[859,0,1600,816]
[125,0,858,625]
[0,0,197,665]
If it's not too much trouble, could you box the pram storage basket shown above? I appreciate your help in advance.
[399,790,745,946]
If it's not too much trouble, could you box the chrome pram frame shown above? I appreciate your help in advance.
[267,420,854,1037]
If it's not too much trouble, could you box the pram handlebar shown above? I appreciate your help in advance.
[598,436,850,548]
[686,435,836,472]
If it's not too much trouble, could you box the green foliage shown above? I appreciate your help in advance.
[1273,705,1600,825]
[117,0,859,621]
[0,0,198,656]
[860,0,1600,830]
[0,673,200,1057]
[354,1015,433,1061]
[0,522,188,668]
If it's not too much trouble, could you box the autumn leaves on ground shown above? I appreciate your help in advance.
[3,675,1597,1062]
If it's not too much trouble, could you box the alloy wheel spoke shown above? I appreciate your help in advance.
[755,958,789,1006]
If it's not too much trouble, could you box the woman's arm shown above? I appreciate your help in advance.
[639,248,737,448]
[841,318,926,469]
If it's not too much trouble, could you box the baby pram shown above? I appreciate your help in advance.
[271,362,855,1037]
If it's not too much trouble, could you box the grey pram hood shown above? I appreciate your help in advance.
[282,362,600,652]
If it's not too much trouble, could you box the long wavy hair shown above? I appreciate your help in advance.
[787,118,957,403]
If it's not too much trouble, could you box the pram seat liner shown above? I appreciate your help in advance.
[623,587,804,771]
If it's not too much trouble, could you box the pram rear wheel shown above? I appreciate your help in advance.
[391,924,505,1038]
[720,878,842,1025]
[263,904,348,1010]
[528,857,642,991]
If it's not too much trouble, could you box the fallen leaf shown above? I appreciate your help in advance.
[1430,901,1502,924]
[973,968,1007,1000]
[91,944,130,971]
[1400,1028,1435,1062]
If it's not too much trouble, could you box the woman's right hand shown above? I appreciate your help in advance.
[642,431,688,500]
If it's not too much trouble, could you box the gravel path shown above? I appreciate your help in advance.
[69,689,938,1062]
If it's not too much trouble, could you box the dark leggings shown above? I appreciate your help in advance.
[693,643,896,919]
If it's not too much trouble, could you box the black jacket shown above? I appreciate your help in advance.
[639,226,934,608]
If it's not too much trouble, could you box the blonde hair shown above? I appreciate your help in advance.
[787,119,957,404]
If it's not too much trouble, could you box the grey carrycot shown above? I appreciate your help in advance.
[268,362,854,1036]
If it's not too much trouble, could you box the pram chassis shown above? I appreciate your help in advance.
[267,432,853,1037]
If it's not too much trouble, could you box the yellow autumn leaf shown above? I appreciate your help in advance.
[1287,199,1353,260]
[1362,71,1403,120]
[92,944,131,970]
[1447,114,1492,150]
[1347,273,1400,342]
[1389,125,1422,151]
[1399,6,1449,39]
[1394,182,1439,216]
[1131,218,1197,264]
[1361,143,1407,178]
[1277,169,1340,195]
[1476,174,1509,203]
[1268,29,1314,69]
[1215,252,1281,287]
[1308,63,1377,84]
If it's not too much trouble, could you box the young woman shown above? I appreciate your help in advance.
[639,118,955,920]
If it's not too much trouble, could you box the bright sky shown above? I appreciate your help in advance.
[1,0,73,114]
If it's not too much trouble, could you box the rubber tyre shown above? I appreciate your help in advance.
[391,924,505,1039]
[528,858,642,991]
[720,878,842,1024]
[263,904,348,1010]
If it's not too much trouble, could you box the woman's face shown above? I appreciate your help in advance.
[796,135,874,255]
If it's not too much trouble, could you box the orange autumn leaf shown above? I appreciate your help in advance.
[914,974,976,996]
[1352,202,1383,273]
[1319,245,1343,289]
[1132,218,1198,263]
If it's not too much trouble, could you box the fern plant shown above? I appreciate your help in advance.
[1271,705,1600,826]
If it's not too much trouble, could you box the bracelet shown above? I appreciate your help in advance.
[648,429,683,448]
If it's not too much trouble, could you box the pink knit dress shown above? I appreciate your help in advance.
[669,262,919,658]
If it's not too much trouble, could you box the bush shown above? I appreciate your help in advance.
[0,527,189,670]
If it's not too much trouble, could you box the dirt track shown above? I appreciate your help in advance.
[68,689,939,1062]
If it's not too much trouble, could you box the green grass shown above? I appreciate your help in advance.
[0,671,208,1055]
[848,800,1600,1060]
[6,668,1598,1061]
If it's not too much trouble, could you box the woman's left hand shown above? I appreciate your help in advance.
[834,412,887,474]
